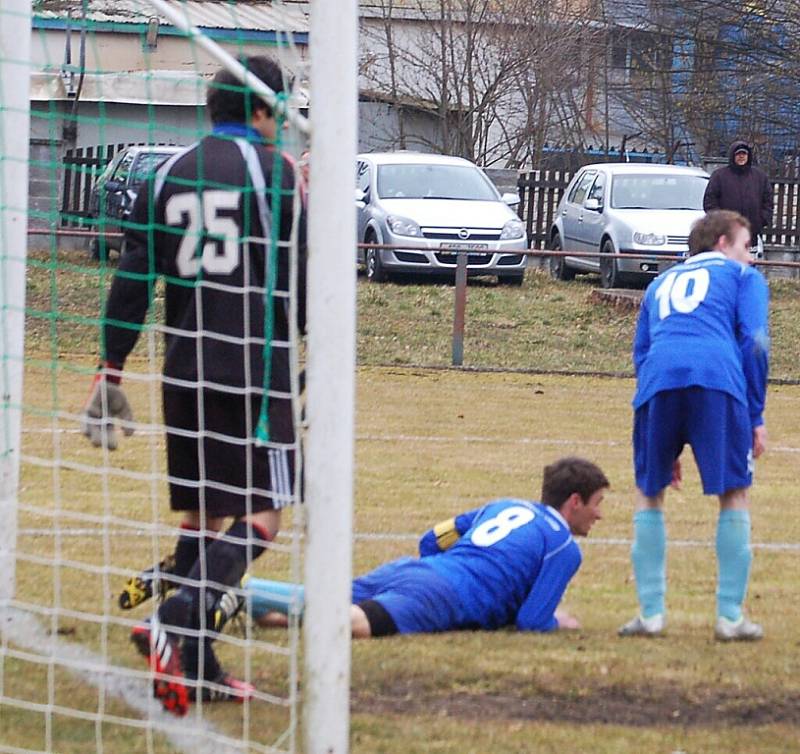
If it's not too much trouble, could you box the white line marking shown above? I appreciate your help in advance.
[0,607,250,754]
[22,426,800,453]
[358,433,622,446]
[354,532,800,551]
[16,528,800,551]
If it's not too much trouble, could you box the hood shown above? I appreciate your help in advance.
[728,139,753,168]
[378,198,517,229]
[611,208,706,236]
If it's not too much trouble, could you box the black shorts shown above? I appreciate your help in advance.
[163,387,297,518]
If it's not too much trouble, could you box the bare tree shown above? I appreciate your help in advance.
[360,0,606,167]
[361,0,800,168]
[600,0,800,168]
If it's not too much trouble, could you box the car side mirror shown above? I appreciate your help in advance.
[501,191,520,207]
[355,187,368,208]
[584,197,601,212]
[104,179,124,193]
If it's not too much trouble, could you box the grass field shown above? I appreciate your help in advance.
[3,255,800,753]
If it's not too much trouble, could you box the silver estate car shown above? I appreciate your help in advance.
[356,152,528,284]
[548,163,710,288]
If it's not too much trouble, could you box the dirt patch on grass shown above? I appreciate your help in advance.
[353,680,800,727]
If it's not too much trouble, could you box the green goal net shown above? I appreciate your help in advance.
[0,2,358,752]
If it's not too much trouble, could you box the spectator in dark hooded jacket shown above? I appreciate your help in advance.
[703,140,773,240]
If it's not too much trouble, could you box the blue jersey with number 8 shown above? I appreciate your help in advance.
[632,251,769,428]
[422,499,581,631]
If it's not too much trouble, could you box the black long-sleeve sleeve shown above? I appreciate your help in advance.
[102,182,158,366]
[703,171,721,212]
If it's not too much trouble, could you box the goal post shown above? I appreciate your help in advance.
[0,0,32,606]
[304,1,358,752]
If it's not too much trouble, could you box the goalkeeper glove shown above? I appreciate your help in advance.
[81,362,134,450]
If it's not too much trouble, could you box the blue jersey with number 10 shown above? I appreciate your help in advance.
[420,499,581,632]
[632,251,769,428]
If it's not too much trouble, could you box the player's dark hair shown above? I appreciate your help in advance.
[541,457,609,509]
[688,210,751,256]
[206,56,285,125]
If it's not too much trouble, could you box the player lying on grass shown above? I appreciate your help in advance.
[245,456,607,637]
[619,209,769,642]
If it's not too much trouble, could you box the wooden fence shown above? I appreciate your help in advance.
[59,145,800,249]
[516,169,572,249]
[765,170,800,248]
[60,144,129,227]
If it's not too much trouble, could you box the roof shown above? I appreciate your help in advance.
[119,145,185,155]
[583,162,709,176]
[33,1,309,35]
[359,151,475,167]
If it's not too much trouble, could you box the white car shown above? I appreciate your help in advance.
[356,152,528,284]
[549,163,710,288]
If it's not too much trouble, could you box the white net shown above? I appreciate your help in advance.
[0,2,315,752]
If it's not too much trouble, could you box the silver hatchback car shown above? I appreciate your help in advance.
[356,152,528,284]
[549,163,710,288]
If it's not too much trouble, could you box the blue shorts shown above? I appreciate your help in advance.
[634,387,753,497]
[352,557,464,634]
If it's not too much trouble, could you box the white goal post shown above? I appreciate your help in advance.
[304,2,358,753]
[0,0,32,606]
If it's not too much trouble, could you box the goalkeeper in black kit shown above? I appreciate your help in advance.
[80,56,306,716]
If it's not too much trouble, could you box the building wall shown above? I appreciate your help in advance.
[359,101,443,154]
[33,26,307,75]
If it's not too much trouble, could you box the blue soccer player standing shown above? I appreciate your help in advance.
[246,457,607,637]
[619,210,769,641]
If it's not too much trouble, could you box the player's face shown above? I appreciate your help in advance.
[570,488,604,537]
[720,225,752,264]
[252,108,280,142]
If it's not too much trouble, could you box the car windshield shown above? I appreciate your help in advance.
[610,174,708,210]
[131,151,175,186]
[376,163,498,201]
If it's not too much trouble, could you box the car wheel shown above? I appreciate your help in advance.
[548,233,575,281]
[365,236,387,283]
[600,239,626,289]
[498,272,524,286]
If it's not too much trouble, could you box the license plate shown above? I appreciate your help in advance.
[439,242,489,251]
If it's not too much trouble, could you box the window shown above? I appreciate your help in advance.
[376,164,497,201]
[130,151,173,187]
[569,171,597,205]
[112,151,136,184]
[628,32,671,86]
[610,174,709,210]
[357,160,371,193]
[97,151,124,185]
[587,173,606,204]
[611,42,628,71]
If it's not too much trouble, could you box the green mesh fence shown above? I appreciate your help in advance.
[1,2,308,751]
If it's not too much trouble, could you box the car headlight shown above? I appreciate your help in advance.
[500,218,525,240]
[386,215,422,237]
[633,232,666,246]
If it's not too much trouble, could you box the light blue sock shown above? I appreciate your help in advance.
[716,509,752,622]
[245,576,305,619]
[631,509,666,619]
